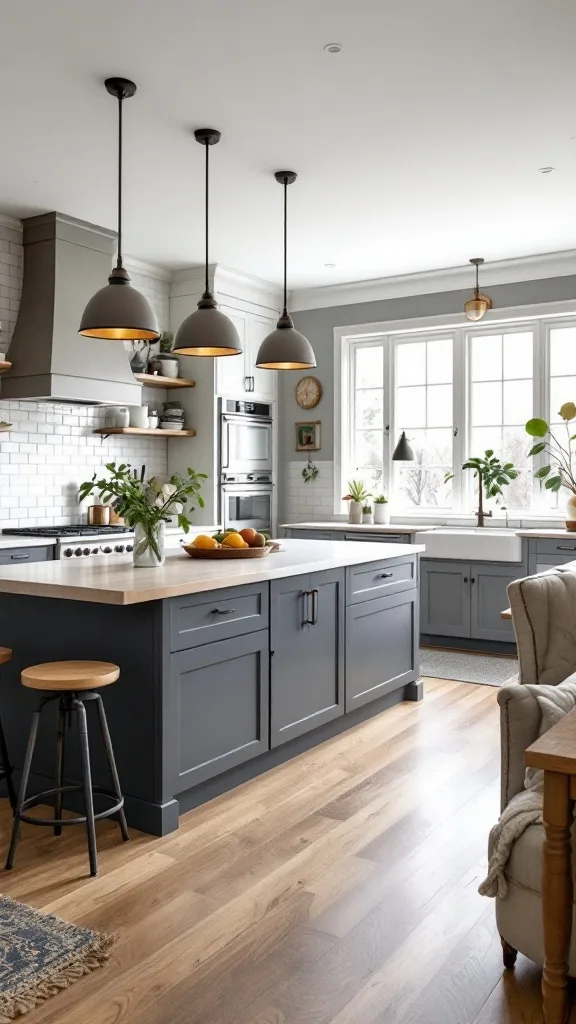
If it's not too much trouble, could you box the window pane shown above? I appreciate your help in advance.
[427,339,452,384]
[503,379,532,425]
[356,464,383,491]
[471,426,501,455]
[398,466,452,508]
[396,386,426,428]
[355,389,383,429]
[550,328,576,378]
[356,346,383,388]
[472,382,502,426]
[503,332,532,380]
[502,427,530,470]
[471,336,502,382]
[409,428,453,466]
[397,342,425,386]
[550,377,576,423]
[427,384,453,427]
[354,431,383,476]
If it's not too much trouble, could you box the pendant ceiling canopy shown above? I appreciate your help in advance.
[173,129,242,357]
[79,78,159,342]
[464,257,492,322]
[256,172,316,371]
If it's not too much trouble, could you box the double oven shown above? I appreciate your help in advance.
[219,399,273,535]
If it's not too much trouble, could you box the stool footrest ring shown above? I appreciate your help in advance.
[18,785,124,827]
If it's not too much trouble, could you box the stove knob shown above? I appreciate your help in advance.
[114,545,124,553]
[126,544,133,552]
[102,546,112,554]
[83,547,90,556]
[75,547,83,556]
[63,548,73,557]
[92,548,98,554]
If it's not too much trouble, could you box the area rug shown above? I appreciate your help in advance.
[420,647,518,687]
[0,894,112,1021]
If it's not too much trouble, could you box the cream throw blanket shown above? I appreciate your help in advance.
[479,681,576,899]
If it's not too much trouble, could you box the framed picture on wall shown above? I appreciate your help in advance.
[295,420,321,451]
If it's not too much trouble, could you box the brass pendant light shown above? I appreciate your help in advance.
[255,172,316,370]
[79,78,159,341]
[173,130,241,356]
[464,257,492,322]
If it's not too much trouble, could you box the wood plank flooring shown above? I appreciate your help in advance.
[0,678,563,1023]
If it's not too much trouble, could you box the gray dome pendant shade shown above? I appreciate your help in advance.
[255,172,316,370]
[79,78,159,341]
[173,129,241,356]
[392,431,414,461]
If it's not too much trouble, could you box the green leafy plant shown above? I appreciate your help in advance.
[362,505,372,515]
[373,494,388,505]
[301,460,319,484]
[343,479,371,504]
[446,451,518,527]
[525,403,576,494]
[158,331,174,354]
[79,462,206,561]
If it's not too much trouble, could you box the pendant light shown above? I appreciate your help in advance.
[392,431,414,461]
[173,130,241,356]
[255,172,316,370]
[464,257,492,322]
[79,78,159,341]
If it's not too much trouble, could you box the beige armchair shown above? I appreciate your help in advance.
[492,569,576,970]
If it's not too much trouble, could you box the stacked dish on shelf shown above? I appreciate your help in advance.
[160,401,185,431]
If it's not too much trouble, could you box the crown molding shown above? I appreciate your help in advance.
[292,249,576,312]
[170,263,282,313]
[0,213,22,232]
[123,255,173,283]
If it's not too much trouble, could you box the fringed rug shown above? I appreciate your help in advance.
[0,894,112,1021]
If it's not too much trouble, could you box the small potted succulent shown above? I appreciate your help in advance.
[362,504,373,525]
[373,494,389,525]
[342,479,371,524]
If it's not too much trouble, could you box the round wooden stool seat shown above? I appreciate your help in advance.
[21,660,120,691]
[0,648,12,666]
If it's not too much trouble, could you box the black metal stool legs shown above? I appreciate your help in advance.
[5,702,43,870]
[74,699,98,877]
[95,694,129,843]
[0,713,17,810]
[54,700,66,837]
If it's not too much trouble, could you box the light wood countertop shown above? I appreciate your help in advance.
[0,539,424,606]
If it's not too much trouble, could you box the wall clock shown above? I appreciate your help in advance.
[295,376,322,410]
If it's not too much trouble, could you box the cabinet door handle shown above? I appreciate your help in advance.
[244,376,250,392]
[470,577,476,584]
[311,588,319,625]
[211,607,235,615]
[556,545,576,551]
[10,553,30,560]
[377,572,393,579]
[301,589,313,626]
[463,576,468,583]
[251,376,255,391]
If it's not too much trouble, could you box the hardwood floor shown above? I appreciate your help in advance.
[0,678,560,1023]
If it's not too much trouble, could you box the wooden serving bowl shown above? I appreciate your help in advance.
[182,543,273,559]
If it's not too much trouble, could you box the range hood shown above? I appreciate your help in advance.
[3,212,143,404]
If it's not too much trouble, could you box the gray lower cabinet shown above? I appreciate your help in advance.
[270,568,345,747]
[469,562,517,642]
[171,629,269,790]
[284,529,337,540]
[420,560,471,638]
[346,588,418,711]
[528,538,576,575]
[0,546,53,565]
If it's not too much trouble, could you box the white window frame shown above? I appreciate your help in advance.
[334,298,576,518]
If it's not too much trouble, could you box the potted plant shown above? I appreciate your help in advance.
[373,494,389,525]
[526,403,576,526]
[79,462,206,567]
[362,504,373,525]
[446,451,518,527]
[342,479,371,524]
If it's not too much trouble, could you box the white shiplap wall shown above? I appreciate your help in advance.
[0,215,171,529]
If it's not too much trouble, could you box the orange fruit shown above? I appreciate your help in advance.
[193,534,219,550]
[222,533,248,549]
[240,528,257,544]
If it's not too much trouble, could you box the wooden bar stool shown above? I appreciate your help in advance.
[0,647,16,810]
[6,660,129,876]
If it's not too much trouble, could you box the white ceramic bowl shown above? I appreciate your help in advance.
[160,421,184,431]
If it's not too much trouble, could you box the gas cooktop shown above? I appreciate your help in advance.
[2,526,132,537]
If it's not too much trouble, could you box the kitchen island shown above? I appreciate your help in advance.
[0,539,423,835]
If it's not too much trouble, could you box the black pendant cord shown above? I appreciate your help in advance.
[475,261,479,295]
[204,140,210,297]
[116,92,123,269]
[282,176,288,316]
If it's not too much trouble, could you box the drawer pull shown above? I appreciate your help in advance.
[377,572,394,579]
[211,607,236,615]
[556,545,576,551]
[10,553,30,561]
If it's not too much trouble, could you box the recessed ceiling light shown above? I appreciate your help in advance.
[538,166,555,174]
[323,42,342,53]
[324,263,336,268]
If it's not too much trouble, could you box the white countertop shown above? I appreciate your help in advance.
[0,537,57,549]
[0,539,424,606]
[281,521,432,535]
[516,529,576,539]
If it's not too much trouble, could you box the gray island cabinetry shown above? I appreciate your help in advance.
[0,539,423,836]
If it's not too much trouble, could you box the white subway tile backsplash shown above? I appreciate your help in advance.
[282,461,335,523]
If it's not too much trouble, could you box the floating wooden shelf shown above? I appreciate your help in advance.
[0,424,11,432]
[135,373,195,389]
[0,361,12,375]
[94,427,196,439]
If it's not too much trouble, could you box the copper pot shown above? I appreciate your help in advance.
[87,504,110,526]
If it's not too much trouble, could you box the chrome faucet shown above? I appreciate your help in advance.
[501,506,509,529]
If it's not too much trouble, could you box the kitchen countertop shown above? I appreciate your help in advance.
[281,521,433,535]
[0,539,424,606]
[516,529,576,539]
[0,537,57,549]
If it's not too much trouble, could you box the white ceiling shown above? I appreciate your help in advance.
[1,0,576,290]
